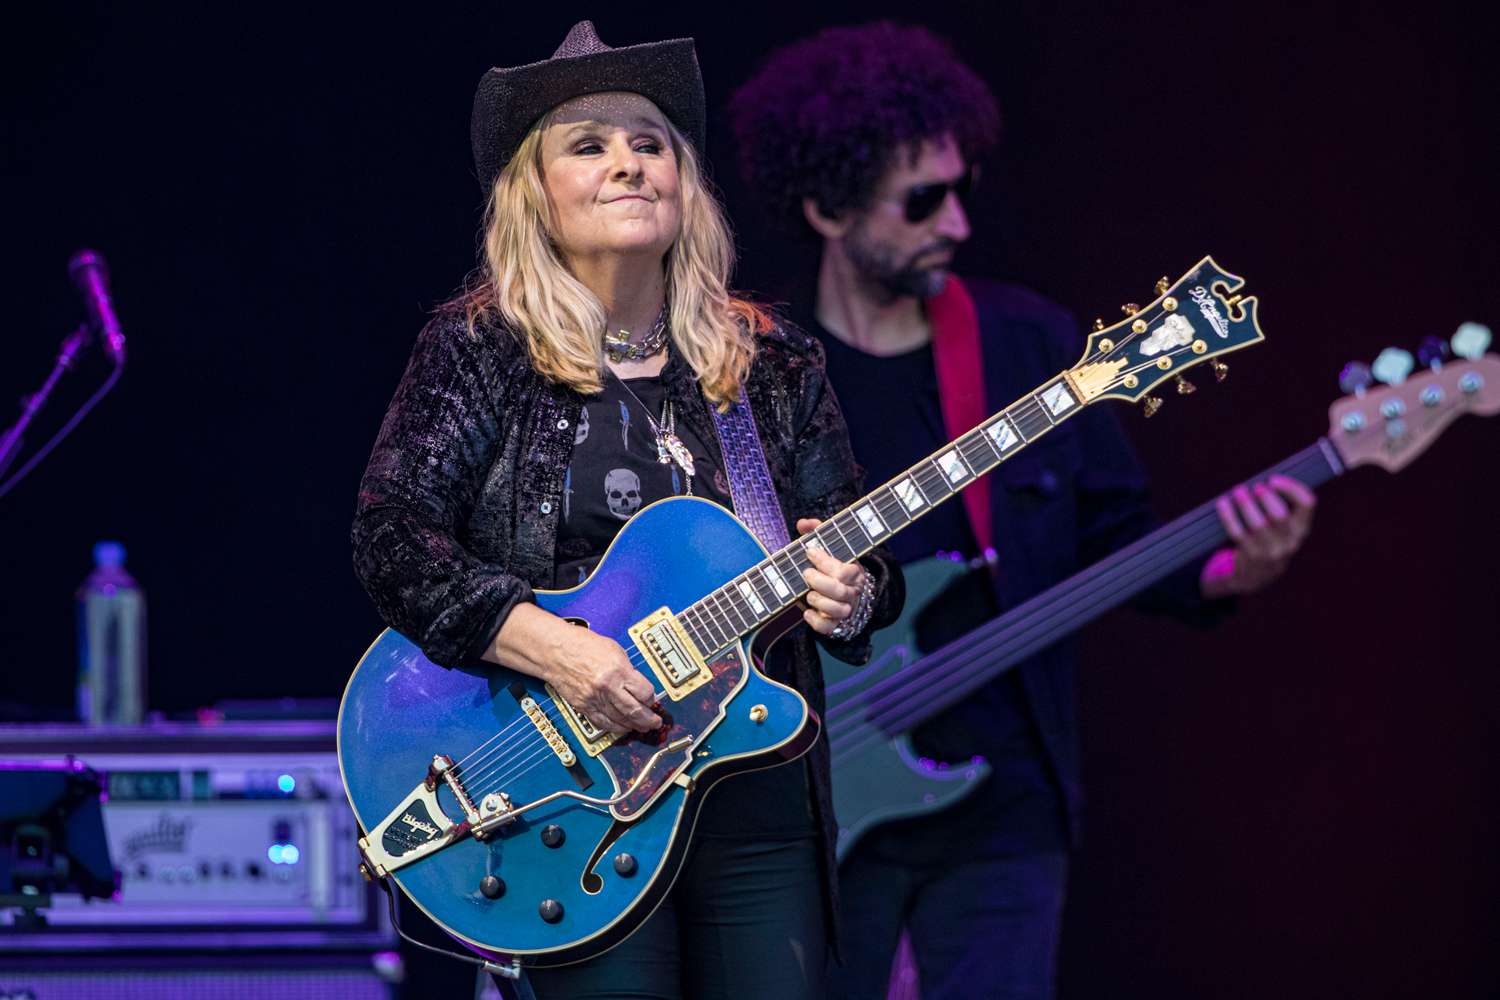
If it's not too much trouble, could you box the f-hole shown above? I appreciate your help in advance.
[580,819,632,895]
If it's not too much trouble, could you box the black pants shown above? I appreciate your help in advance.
[518,832,826,1000]
[828,793,1069,1000]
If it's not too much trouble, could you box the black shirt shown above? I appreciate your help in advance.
[805,313,1066,855]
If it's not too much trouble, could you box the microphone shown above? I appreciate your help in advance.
[67,249,126,365]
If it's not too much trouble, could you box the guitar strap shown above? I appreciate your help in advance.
[927,275,994,558]
[711,388,793,551]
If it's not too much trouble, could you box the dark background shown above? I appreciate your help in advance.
[3,2,1497,997]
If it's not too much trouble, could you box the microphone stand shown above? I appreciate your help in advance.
[0,326,121,495]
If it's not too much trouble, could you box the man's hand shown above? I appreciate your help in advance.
[1200,474,1316,599]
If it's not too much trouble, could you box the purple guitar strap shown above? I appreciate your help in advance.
[710,388,792,551]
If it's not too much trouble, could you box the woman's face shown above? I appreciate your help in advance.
[539,92,682,266]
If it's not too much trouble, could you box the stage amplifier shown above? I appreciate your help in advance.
[0,721,391,953]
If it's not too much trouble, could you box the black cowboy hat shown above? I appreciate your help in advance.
[470,20,706,192]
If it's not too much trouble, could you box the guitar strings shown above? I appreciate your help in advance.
[825,444,1330,765]
[441,334,1229,808]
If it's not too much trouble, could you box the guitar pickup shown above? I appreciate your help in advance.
[629,607,712,700]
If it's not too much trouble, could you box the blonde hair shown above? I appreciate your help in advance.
[457,115,765,408]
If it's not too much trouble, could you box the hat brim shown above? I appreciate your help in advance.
[471,38,706,192]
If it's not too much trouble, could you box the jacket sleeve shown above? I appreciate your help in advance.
[351,314,535,667]
[783,338,906,665]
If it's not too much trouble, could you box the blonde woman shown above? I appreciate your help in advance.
[352,23,902,1000]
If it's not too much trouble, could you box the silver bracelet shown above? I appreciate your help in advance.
[829,568,875,642]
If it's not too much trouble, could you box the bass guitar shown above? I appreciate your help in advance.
[336,256,1264,967]
[821,326,1498,859]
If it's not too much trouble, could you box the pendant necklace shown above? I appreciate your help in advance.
[612,373,695,496]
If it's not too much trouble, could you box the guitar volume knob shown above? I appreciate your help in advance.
[540,824,565,848]
[613,853,638,876]
[539,899,564,923]
[479,875,506,899]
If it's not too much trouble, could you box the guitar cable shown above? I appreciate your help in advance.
[374,875,537,997]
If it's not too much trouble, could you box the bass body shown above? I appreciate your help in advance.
[338,496,816,966]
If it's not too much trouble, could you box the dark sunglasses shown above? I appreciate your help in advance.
[900,166,979,223]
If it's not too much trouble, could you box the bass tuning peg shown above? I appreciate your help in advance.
[1212,359,1228,382]
[1093,318,1106,332]
[1371,347,1415,386]
[1142,394,1163,417]
[1451,322,1491,360]
[1338,361,1373,396]
[1120,303,1141,316]
[1417,335,1449,370]
[1175,374,1196,395]
[1155,276,1170,296]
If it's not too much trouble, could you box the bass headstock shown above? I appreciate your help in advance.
[1065,256,1266,414]
[1328,324,1499,473]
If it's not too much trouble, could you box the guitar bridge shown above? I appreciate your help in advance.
[629,607,712,700]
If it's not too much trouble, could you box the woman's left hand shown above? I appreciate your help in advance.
[795,517,869,636]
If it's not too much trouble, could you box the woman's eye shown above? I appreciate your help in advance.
[574,142,603,155]
[634,141,662,155]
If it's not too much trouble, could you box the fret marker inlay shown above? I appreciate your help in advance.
[894,478,924,512]
[938,450,970,484]
[762,566,791,599]
[986,418,1020,452]
[737,581,766,615]
[1041,383,1076,415]
[854,504,887,539]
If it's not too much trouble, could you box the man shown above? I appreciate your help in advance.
[730,22,1314,999]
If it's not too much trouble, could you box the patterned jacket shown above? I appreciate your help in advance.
[351,307,905,941]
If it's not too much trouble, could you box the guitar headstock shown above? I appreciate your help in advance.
[1065,256,1265,414]
[1328,324,1499,472]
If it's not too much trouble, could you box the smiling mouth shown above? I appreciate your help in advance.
[606,195,652,204]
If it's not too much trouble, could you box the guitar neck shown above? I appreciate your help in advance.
[675,373,1091,654]
[834,438,1346,739]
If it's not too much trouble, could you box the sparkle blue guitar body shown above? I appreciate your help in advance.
[337,497,816,967]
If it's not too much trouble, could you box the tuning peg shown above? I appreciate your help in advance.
[1093,317,1106,332]
[1211,359,1228,382]
[1121,303,1141,316]
[1371,347,1415,386]
[1142,394,1163,417]
[1338,361,1373,396]
[1451,322,1492,360]
[1417,335,1450,370]
[1174,374,1196,395]
[1155,276,1170,296]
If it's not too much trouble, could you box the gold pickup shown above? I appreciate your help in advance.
[628,607,712,701]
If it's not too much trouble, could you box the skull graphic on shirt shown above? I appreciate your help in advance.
[605,468,642,520]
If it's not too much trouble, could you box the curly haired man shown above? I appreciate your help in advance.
[731,22,1314,999]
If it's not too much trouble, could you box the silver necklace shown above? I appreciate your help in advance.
[612,373,695,495]
[603,307,669,363]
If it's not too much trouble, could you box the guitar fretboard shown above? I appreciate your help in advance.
[675,375,1086,654]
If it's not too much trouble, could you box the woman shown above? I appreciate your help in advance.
[352,22,903,1000]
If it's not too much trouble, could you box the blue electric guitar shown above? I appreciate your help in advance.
[822,329,1499,859]
[336,257,1265,968]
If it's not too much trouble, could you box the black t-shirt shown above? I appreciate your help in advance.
[805,313,1066,855]
[558,371,814,838]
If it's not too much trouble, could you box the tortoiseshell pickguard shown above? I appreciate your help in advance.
[598,646,747,819]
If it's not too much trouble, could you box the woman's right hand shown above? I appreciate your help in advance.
[543,625,663,736]
[486,603,661,735]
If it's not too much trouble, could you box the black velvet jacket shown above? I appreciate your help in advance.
[351,308,904,937]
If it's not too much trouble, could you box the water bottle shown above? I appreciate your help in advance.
[76,540,147,724]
